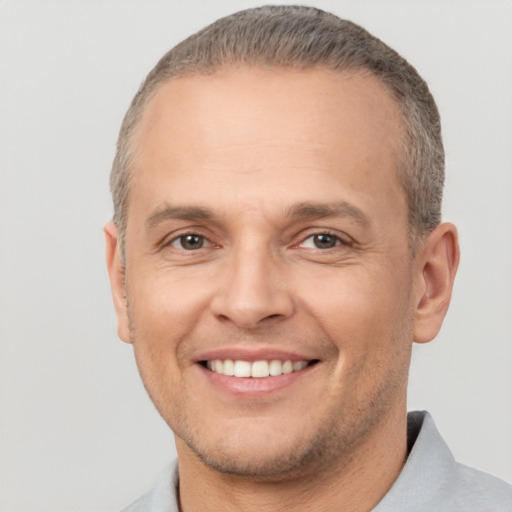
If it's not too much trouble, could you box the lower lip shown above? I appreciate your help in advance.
[196,363,317,395]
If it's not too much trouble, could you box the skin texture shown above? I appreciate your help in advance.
[105,67,459,511]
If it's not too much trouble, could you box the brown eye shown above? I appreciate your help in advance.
[301,233,341,249]
[313,234,338,248]
[172,234,205,250]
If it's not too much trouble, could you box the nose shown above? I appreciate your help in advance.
[210,245,296,329]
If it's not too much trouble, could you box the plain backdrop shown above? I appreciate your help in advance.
[1,0,511,510]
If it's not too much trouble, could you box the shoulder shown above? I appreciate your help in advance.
[375,411,512,511]
[449,462,512,509]
[120,462,179,512]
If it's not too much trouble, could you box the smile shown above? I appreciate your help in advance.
[203,359,315,378]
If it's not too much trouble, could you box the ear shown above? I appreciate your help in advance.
[413,222,460,344]
[104,221,132,344]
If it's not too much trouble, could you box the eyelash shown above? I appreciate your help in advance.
[163,229,352,252]
[297,230,353,250]
[165,232,215,251]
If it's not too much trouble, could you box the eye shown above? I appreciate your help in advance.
[170,234,209,250]
[300,233,343,249]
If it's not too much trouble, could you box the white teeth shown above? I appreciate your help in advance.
[205,359,310,377]
[223,359,234,376]
[233,360,252,377]
[251,360,269,378]
[282,360,293,374]
[269,360,283,376]
[293,361,307,371]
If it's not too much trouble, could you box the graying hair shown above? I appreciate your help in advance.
[110,5,444,256]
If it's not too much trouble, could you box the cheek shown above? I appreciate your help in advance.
[124,274,210,389]
[127,276,197,416]
[299,263,413,351]
[312,269,413,398]
[128,269,210,330]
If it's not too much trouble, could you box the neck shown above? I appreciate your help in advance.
[176,409,408,512]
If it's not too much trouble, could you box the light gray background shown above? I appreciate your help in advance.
[1,0,511,510]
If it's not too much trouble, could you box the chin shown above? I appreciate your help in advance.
[185,434,322,479]
[175,412,359,481]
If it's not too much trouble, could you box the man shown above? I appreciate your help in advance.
[105,5,512,511]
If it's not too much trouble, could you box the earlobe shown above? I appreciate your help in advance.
[104,221,132,344]
[413,222,460,344]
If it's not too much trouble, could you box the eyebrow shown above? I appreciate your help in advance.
[286,201,369,226]
[145,200,369,230]
[145,205,214,230]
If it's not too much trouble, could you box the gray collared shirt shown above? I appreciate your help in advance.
[121,411,512,511]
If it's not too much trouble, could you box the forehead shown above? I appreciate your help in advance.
[129,66,406,224]
[137,66,403,156]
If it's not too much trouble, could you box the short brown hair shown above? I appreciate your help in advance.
[111,5,444,256]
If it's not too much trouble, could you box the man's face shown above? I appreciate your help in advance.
[113,67,419,477]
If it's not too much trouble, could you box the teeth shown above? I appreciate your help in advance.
[251,360,269,378]
[269,360,283,376]
[205,359,310,377]
[223,359,234,376]
[293,361,307,371]
[233,360,251,377]
[282,360,293,374]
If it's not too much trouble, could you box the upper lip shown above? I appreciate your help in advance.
[194,347,319,364]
